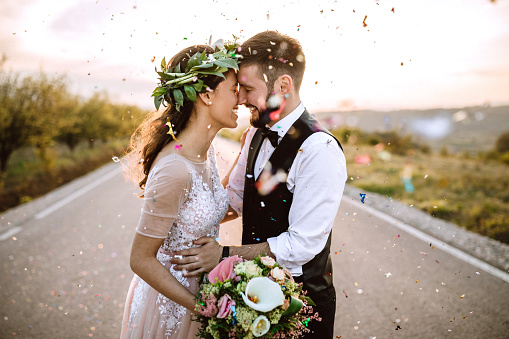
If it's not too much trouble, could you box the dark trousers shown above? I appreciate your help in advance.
[302,287,336,339]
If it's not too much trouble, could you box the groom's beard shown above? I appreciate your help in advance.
[249,92,279,128]
[250,107,272,128]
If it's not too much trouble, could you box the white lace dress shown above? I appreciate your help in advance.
[121,146,229,338]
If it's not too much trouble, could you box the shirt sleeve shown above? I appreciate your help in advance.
[135,159,192,238]
[226,127,256,216]
[267,133,347,275]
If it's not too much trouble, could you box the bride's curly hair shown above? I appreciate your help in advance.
[124,45,226,194]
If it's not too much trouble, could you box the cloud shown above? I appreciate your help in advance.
[48,0,122,39]
[0,0,34,62]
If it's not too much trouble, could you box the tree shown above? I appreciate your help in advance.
[55,95,85,152]
[25,73,69,170]
[0,63,70,174]
[495,131,509,154]
[0,70,41,173]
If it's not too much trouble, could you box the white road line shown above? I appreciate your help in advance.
[346,197,509,284]
[34,166,122,220]
[0,226,23,241]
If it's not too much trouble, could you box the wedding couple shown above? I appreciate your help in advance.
[120,31,347,339]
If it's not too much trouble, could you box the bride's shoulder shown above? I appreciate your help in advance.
[149,154,193,181]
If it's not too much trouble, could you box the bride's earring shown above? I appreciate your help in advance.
[208,101,212,105]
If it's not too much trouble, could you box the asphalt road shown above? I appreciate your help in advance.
[1,138,508,338]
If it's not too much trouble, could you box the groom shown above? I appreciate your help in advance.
[172,31,347,338]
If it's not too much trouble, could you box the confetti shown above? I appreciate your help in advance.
[360,193,366,203]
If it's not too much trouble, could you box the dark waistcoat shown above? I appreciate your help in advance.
[242,110,343,298]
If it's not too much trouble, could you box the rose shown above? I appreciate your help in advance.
[217,294,235,318]
[208,255,243,283]
[271,267,286,281]
[252,315,270,337]
[260,256,276,268]
[235,261,263,278]
[245,261,263,277]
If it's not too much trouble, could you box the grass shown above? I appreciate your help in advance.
[340,143,509,244]
[0,139,129,213]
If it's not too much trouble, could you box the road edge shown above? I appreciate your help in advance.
[343,185,509,273]
[0,161,125,231]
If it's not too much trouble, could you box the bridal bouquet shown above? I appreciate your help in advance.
[194,255,319,338]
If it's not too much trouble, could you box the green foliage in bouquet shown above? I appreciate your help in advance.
[194,255,320,339]
[152,41,240,112]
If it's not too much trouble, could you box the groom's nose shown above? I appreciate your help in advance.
[237,86,247,105]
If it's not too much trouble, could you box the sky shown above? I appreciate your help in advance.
[1,0,509,112]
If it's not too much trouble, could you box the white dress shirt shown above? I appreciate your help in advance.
[227,102,347,276]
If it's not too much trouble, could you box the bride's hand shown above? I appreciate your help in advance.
[240,127,249,149]
[170,237,222,276]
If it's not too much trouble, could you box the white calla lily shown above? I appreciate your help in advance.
[251,315,270,337]
[241,277,285,312]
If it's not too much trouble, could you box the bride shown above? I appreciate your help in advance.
[120,43,240,338]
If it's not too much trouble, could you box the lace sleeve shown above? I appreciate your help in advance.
[135,158,192,238]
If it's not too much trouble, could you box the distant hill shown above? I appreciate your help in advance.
[315,105,509,153]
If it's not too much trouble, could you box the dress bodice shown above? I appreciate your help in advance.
[136,145,229,246]
[157,148,229,253]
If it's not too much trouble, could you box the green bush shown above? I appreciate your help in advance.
[480,215,509,243]
[330,126,363,145]
[356,183,398,197]
[495,131,509,153]
[499,152,509,165]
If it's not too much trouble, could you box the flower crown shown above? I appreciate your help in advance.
[152,41,241,111]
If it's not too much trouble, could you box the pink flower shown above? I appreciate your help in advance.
[198,292,218,317]
[216,294,235,318]
[208,255,243,283]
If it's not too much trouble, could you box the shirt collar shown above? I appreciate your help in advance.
[268,101,305,137]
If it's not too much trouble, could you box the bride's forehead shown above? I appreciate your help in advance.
[223,71,237,84]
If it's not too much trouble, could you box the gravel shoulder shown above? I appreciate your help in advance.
[343,184,509,273]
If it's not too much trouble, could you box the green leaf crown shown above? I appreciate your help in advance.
[152,41,241,112]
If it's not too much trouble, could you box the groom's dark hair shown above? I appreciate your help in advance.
[240,31,306,93]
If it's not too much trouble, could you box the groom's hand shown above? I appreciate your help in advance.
[170,237,222,277]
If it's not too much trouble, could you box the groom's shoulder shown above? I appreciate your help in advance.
[301,131,343,155]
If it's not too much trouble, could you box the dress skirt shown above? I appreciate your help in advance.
[120,255,201,339]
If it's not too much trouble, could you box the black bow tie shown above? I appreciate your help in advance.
[260,127,279,147]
